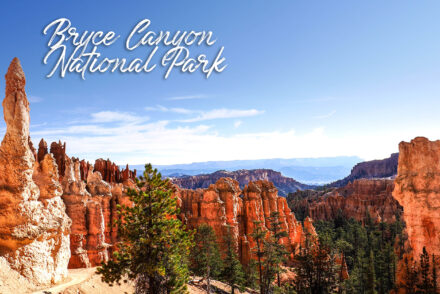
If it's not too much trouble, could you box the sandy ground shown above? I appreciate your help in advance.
[31,268,134,294]
[0,265,256,294]
[188,277,256,294]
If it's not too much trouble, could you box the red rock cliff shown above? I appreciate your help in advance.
[393,137,440,287]
[331,153,398,187]
[0,58,71,285]
[293,179,402,223]
[37,140,136,269]
[176,178,311,265]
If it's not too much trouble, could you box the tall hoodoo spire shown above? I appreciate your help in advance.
[3,57,30,140]
[0,58,71,286]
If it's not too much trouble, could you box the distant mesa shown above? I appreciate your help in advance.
[131,155,362,185]
[328,153,398,187]
[171,169,314,196]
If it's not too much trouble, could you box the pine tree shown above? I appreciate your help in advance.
[334,238,352,290]
[221,226,245,294]
[190,224,223,294]
[97,164,193,294]
[251,220,267,294]
[243,259,259,290]
[366,250,377,294]
[294,232,339,294]
[401,256,418,294]
[419,247,432,293]
[267,211,289,288]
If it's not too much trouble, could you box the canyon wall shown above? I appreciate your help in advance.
[0,58,71,285]
[38,141,135,269]
[290,179,402,223]
[176,178,313,265]
[393,137,440,287]
[172,168,312,196]
[330,153,398,187]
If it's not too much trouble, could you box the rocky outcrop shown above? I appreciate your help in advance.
[176,178,311,265]
[172,169,312,196]
[36,141,135,269]
[94,158,136,183]
[0,58,71,285]
[330,153,398,187]
[289,179,402,223]
[393,137,440,287]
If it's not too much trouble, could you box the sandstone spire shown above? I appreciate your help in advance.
[393,137,440,288]
[0,58,71,285]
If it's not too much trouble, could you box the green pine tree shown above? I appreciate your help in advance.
[251,220,267,294]
[267,211,289,288]
[366,250,377,294]
[418,247,432,293]
[97,163,193,294]
[401,256,418,294]
[190,224,223,294]
[221,226,245,294]
[294,231,339,294]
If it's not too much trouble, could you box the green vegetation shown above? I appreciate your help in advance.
[221,226,246,294]
[97,164,193,294]
[97,164,438,294]
[312,213,405,294]
[293,231,341,294]
[190,224,223,294]
[399,247,439,293]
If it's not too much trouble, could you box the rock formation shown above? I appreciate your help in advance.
[393,137,440,287]
[94,158,136,183]
[330,153,399,187]
[290,179,402,223]
[172,169,313,196]
[37,140,136,269]
[176,178,312,265]
[0,58,71,285]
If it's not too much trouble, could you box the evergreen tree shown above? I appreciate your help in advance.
[221,226,245,294]
[294,232,339,294]
[97,164,193,294]
[366,250,377,294]
[267,211,289,288]
[251,220,267,294]
[419,247,432,293]
[190,224,223,294]
[334,238,352,291]
[401,256,418,294]
[244,259,259,290]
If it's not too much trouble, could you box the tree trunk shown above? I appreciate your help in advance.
[206,265,211,294]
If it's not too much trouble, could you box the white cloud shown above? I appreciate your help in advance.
[313,110,336,119]
[166,94,207,101]
[28,96,43,103]
[31,116,440,166]
[29,107,440,166]
[90,111,146,123]
[145,106,264,123]
[180,108,264,123]
[234,120,242,128]
[145,105,194,114]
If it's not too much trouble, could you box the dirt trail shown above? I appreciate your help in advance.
[32,268,96,294]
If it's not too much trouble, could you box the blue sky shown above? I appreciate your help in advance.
[0,1,439,165]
